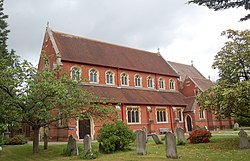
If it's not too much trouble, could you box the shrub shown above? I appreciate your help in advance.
[97,121,135,153]
[187,128,212,144]
[235,117,250,126]
[7,135,28,145]
[0,135,8,146]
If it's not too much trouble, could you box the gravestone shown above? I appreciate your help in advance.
[136,130,146,155]
[151,134,163,144]
[165,132,178,159]
[176,128,185,145]
[142,126,148,143]
[238,129,250,149]
[84,134,92,156]
[234,123,239,129]
[0,146,2,155]
[67,135,79,156]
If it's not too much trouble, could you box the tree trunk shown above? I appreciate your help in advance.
[44,126,49,150]
[33,126,40,154]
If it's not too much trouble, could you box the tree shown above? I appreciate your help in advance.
[0,0,9,57]
[197,29,250,119]
[0,58,116,154]
[0,0,17,134]
[188,0,250,21]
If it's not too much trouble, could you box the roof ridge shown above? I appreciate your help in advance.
[167,61,192,66]
[191,76,211,81]
[52,29,160,56]
[168,61,206,79]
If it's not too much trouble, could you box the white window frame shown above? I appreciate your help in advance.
[199,109,205,119]
[89,68,99,83]
[70,66,81,81]
[176,108,183,122]
[158,77,165,89]
[169,79,175,90]
[126,106,141,124]
[120,72,129,86]
[147,76,154,88]
[156,107,168,123]
[134,74,142,87]
[105,70,115,85]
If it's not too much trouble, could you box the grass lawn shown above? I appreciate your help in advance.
[0,136,249,161]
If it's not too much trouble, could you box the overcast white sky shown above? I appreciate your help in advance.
[4,0,250,81]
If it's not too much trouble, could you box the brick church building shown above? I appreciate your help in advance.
[37,27,233,140]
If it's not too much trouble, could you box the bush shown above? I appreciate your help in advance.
[7,135,28,145]
[97,121,135,153]
[0,135,8,146]
[187,128,212,144]
[235,117,250,126]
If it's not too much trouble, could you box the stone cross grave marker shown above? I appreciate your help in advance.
[84,134,92,156]
[238,129,250,149]
[176,128,186,145]
[67,135,79,156]
[165,132,178,159]
[136,130,146,155]
[151,134,163,144]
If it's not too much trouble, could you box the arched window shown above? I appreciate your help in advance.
[170,79,175,90]
[70,66,81,81]
[147,76,153,88]
[134,74,142,87]
[89,68,98,83]
[121,73,129,86]
[106,71,114,84]
[158,78,165,89]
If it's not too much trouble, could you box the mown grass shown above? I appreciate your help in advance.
[0,136,249,161]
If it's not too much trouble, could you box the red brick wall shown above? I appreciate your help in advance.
[38,33,57,71]
[60,61,179,91]
[181,78,199,97]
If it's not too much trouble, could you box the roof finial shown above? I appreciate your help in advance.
[191,60,193,66]
[47,21,50,28]
[208,75,210,80]
[157,48,160,55]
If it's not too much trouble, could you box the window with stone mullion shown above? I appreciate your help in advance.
[135,75,141,87]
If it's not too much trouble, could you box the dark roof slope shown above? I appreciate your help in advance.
[51,30,178,76]
[191,77,213,91]
[168,61,213,91]
[167,61,205,82]
[184,97,196,112]
[82,85,187,106]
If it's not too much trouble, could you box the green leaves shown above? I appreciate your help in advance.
[0,55,116,129]
[197,29,250,119]
[188,0,250,21]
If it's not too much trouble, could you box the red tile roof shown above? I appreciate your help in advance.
[167,61,213,91]
[82,85,187,106]
[51,30,178,76]
[190,77,213,91]
[167,61,205,82]
[184,97,196,112]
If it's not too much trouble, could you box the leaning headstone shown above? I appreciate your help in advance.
[136,130,146,155]
[238,129,250,149]
[84,134,92,156]
[176,128,186,145]
[234,123,239,129]
[165,132,178,159]
[142,126,148,143]
[151,134,163,144]
[0,146,2,155]
[67,135,79,156]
